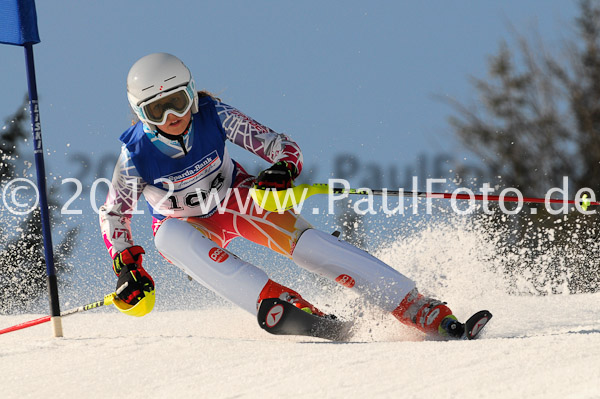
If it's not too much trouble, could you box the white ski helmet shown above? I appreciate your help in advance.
[127,53,199,131]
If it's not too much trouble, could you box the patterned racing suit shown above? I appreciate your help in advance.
[99,96,309,260]
[99,94,453,336]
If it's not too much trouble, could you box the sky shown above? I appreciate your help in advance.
[0,1,584,301]
[1,1,580,188]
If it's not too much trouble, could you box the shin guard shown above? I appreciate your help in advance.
[292,229,416,312]
[154,218,269,315]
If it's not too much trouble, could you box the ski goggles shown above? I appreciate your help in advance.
[138,84,194,126]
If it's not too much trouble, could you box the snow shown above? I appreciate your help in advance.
[2,216,600,398]
[2,292,599,398]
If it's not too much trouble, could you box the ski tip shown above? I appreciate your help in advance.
[465,310,492,340]
[465,310,492,339]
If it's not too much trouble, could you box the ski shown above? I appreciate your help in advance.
[462,310,492,340]
[257,298,354,341]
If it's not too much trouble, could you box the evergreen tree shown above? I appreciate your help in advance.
[446,0,600,293]
[0,97,78,313]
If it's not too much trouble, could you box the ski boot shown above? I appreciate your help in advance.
[258,279,325,316]
[392,289,492,340]
[392,289,453,336]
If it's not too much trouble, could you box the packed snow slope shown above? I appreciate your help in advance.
[1,292,599,399]
[2,214,600,398]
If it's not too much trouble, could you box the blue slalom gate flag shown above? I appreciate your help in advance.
[1,0,63,337]
[0,0,40,46]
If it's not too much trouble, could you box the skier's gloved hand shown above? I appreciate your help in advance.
[115,263,155,306]
[113,246,154,306]
[255,161,298,190]
[113,245,145,275]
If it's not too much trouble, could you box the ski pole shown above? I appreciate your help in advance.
[0,293,116,336]
[250,183,599,213]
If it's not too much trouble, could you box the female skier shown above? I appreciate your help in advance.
[99,52,469,339]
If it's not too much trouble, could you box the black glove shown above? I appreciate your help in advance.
[115,264,155,306]
[255,161,298,190]
[113,246,155,306]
